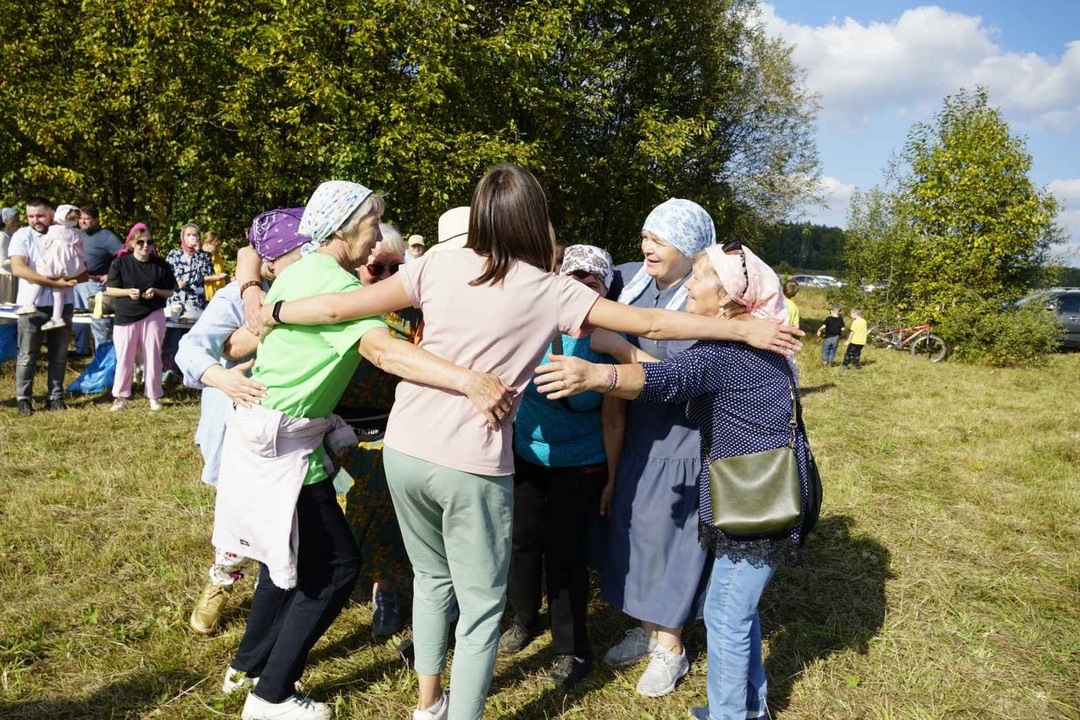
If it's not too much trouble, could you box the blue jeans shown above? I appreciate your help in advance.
[703,554,775,720]
[821,335,840,365]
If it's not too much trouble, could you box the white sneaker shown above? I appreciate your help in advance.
[14,304,37,315]
[222,666,257,695]
[41,317,66,330]
[110,399,128,412]
[241,692,330,720]
[412,692,448,720]
[636,645,690,697]
[603,627,657,667]
[148,398,163,412]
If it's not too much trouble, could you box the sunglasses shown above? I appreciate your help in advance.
[134,239,154,247]
[569,269,595,280]
[721,241,748,287]
[366,262,401,277]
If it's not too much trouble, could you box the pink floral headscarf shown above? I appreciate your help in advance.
[704,243,787,323]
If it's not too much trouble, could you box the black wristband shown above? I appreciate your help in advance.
[272,300,285,325]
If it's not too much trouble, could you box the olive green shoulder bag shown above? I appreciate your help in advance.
[708,372,807,536]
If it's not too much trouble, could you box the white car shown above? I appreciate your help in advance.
[814,275,844,288]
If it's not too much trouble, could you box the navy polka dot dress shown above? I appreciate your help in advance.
[640,341,812,567]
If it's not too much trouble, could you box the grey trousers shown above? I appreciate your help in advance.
[16,304,74,402]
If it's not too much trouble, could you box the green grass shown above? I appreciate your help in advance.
[1,291,1077,719]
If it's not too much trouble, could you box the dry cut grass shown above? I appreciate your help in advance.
[0,290,1077,719]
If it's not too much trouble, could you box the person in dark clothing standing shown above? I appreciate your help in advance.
[816,305,845,366]
[76,204,124,353]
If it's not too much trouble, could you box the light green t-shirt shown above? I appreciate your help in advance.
[785,297,800,328]
[254,253,387,484]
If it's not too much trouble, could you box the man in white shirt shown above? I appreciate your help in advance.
[9,197,84,415]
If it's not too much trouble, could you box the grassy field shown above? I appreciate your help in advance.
[1,290,1077,719]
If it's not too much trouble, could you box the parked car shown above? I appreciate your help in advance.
[813,274,844,288]
[789,274,824,287]
[1017,289,1080,349]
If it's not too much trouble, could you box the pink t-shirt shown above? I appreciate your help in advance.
[384,248,600,476]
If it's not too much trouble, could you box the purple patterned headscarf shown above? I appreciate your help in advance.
[249,207,307,260]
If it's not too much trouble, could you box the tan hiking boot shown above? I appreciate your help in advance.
[190,582,231,635]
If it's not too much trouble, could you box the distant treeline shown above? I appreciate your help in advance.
[755,222,847,272]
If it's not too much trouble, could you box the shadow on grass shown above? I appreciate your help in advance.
[798,383,835,396]
[761,514,891,716]
[0,670,202,720]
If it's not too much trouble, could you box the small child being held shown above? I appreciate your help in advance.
[842,306,867,370]
[816,305,845,366]
[16,204,86,330]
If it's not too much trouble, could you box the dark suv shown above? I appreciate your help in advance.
[1019,289,1080,349]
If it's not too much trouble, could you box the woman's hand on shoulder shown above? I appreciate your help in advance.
[735,314,803,355]
[534,354,607,399]
[462,372,517,430]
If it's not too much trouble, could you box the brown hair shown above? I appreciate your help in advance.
[783,279,799,297]
[466,164,555,286]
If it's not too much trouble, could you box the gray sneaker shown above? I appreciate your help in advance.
[497,622,536,655]
[636,645,690,697]
[372,588,403,639]
[603,627,657,667]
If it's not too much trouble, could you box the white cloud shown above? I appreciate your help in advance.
[760,5,1080,131]
[1048,179,1080,261]
[819,175,856,218]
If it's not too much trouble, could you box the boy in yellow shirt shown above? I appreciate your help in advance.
[842,306,867,370]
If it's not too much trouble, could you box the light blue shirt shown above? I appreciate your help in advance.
[175,281,254,486]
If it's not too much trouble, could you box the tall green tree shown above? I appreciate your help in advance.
[841,88,1061,321]
[0,0,818,258]
[837,89,1064,365]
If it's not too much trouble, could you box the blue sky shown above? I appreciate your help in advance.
[764,1,1080,262]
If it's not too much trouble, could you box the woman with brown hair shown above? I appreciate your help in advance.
[262,164,802,720]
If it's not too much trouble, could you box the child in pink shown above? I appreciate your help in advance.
[16,204,86,330]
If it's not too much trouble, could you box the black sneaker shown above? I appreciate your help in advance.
[45,398,67,411]
[548,654,591,689]
[17,400,33,417]
[497,622,536,655]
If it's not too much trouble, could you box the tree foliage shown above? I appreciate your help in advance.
[0,0,818,259]
[758,222,846,271]
[837,89,1063,365]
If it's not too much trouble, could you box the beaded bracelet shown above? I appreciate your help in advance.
[239,280,263,297]
[602,364,618,394]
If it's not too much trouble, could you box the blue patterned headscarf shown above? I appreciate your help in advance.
[299,181,373,244]
[618,198,717,309]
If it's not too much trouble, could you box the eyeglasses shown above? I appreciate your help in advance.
[135,240,154,247]
[721,241,748,287]
[366,262,400,277]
